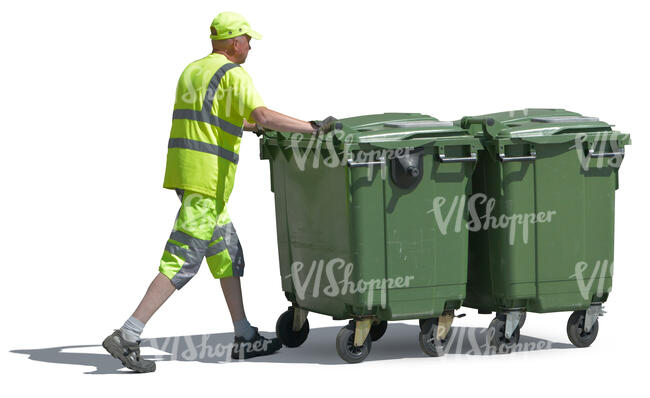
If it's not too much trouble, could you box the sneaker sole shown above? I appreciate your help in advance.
[102,336,155,373]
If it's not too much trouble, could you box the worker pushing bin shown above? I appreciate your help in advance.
[260,113,483,362]
[460,109,630,352]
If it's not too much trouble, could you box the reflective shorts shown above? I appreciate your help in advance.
[159,189,245,289]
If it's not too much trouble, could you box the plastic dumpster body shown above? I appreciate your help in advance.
[260,113,482,362]
[460,109,630,350]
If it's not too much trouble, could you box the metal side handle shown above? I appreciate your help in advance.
[587,148,625,158]
[437,152,477,163]
[498,149,537,162]
[346,157,386,168]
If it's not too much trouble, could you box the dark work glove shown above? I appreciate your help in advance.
[253,122,267,137]
[309,116,340,138]
[309,120,321,132]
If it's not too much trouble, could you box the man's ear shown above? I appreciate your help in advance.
[232,36,243,50]
[226,38,238,55]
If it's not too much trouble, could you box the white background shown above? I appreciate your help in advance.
[1,0,648,396]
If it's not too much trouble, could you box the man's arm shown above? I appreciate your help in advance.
[243,120,257,131]
[250,107,315,134]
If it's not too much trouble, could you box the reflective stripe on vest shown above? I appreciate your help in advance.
[168,138,239,164]
[171,109,243,138]
[170,62,242,164]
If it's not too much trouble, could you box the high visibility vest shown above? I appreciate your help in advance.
[163,53,264,202]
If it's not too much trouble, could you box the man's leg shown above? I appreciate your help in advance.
[118,272,176,344]
[209,210,254,339]
[132,272,176,324]
[207,209,281,359]
[103,189,215,372]
[219,275,281,359]
[101,273,175,373]
[220,276,246,322]
[120,189,215,340]
[220,276,258,340]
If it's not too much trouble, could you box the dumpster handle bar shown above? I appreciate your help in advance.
[346,157,386,168]
[498,150,537,162]
[587,148,625,158]
[437,152,477,163]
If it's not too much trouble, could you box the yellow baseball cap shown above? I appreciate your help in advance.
[210,12,262,41]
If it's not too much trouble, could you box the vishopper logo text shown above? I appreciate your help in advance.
[569,259,614,300]
[427,193,557,244]
[426,326,554,355]
[177,63,257,120]
[286,258,415,309]
[148,335,236,362]
[172,192,217,232]
[143,325,554,361]
[147,335,275,362]
[571,132,625,171]
[287,132,414,177]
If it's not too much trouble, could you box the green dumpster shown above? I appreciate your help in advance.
[259,113,483,362]
[460,109,630,351]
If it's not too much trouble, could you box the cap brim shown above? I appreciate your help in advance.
[247,30,262,40]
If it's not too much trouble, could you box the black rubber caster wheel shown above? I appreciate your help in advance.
[275,307,309,348]
[336,321,372,363]
[370,320,388,341]
[418,317,451,357]
[567,310,599,347]
[419,318,427,331]
[487,316,520,354]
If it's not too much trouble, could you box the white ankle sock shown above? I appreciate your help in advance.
[121,316,145,343]
[233,318,255,340]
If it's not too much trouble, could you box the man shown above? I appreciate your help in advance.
[103,11,323,372]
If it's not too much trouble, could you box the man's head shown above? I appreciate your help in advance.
[211,32,252,64]
[210,12,261,64]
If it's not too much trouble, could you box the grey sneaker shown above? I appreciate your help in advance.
[102,330,156,373]
[231,327,282,360]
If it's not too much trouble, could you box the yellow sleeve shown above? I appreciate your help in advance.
[225,67,265,123]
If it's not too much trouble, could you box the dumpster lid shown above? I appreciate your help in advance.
[461,109,614,139]
[262,113,470,148]
[531,116,600,123]
[339,113,475,145]
[383,120,454,128]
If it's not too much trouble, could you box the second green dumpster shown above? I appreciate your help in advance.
[460,109,630,352]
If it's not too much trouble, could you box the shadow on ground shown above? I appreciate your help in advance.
[11,323,574,374]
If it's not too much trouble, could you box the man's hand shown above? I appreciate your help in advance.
[243,119,267,137]
[253,122,266,137]
[249,108,341,136]
[310,116,341,138]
